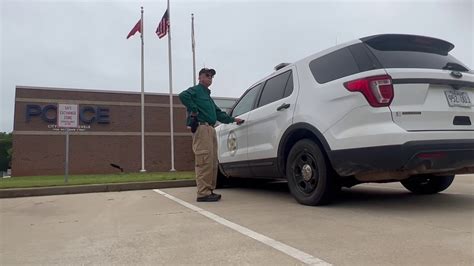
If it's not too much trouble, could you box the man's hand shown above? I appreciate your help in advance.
[234,118,245,125]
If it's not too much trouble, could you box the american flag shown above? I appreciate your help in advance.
[156,9,169,39]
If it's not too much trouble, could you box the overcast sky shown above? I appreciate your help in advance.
[1,0,473,132]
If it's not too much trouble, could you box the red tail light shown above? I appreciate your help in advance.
[344,75,394,107]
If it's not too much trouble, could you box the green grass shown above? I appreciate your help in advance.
[0,171,195,189]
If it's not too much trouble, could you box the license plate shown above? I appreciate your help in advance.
[444,90,472,108]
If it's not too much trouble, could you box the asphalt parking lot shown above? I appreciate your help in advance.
[1,175,473,265]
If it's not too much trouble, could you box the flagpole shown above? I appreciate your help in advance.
[191,13,196,86]
[140,6,146,173]
[168,0,176,172]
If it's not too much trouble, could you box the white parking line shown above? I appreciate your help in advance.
[153,189,331,266]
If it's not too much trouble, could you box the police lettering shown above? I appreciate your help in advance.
[26,104,110,124]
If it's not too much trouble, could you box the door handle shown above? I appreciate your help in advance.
[277,103,290,111]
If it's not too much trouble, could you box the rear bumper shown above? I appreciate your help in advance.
[329,139,474,178]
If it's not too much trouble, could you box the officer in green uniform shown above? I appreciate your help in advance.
[179,68,244,202]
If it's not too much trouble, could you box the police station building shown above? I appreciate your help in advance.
[12,86,236,176]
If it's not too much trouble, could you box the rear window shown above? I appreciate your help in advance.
[283,74,293,98]
[258,71,292,107]
[364,40,470,72]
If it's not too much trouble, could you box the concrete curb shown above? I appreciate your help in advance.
[0,179,196,198]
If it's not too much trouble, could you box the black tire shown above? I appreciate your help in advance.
[401,174,455,194]
[286,139,338,206]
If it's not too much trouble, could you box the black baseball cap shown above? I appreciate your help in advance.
[199,68,216,76]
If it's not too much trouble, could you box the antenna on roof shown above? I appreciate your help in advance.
[274,63,290,71]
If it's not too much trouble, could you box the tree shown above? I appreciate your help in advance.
[0,132,12,172]
[7,147,12,167]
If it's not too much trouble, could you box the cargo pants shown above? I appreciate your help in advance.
[192,123,218,197]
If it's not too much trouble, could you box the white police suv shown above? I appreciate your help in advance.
[216,34,473,205]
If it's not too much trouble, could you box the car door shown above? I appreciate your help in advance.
[216,83,263,177]
[246,67,299,177]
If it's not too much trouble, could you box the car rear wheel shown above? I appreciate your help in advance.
[286,139,338,206]
[401,174,455,194]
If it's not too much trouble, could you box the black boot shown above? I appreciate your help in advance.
[197,193,221,202]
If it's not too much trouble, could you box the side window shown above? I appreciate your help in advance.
[309,48,359,84]
[348,43,381,72]
[283,74,293,98]
[231,84,262,117]
[258,71,292,107]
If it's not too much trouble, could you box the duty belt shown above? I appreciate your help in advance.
[199,122,215,127]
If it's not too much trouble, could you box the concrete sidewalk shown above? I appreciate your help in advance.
[0,179,196,198]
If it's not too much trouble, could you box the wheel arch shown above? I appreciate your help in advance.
[277,123,334,177]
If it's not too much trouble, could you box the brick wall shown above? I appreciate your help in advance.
[12,87,200,176]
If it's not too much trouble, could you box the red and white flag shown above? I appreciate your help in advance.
[156,9,169,39]
[127,19,141,39]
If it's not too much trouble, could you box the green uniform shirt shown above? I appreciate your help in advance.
[179,84,235,126]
